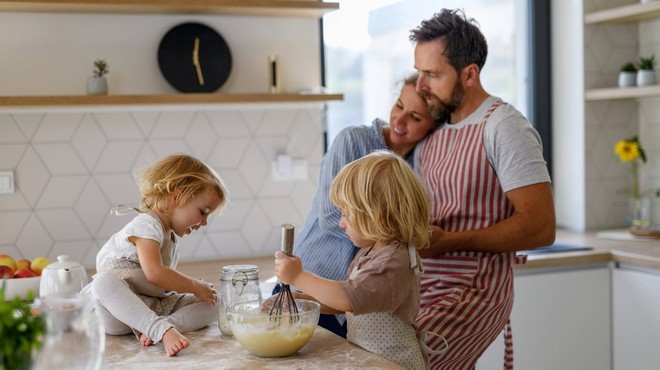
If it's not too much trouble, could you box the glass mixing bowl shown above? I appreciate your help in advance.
[227,299,320,357]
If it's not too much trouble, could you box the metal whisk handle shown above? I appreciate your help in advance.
[281,223,294,256]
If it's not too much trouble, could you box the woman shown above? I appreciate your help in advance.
[288,73,441,337]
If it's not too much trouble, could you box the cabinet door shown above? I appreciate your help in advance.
[613,267,660,370]
[477,266,611,370]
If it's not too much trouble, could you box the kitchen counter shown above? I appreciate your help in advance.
[518,228,660,270]
[102,323,403,369]
[89,228,658,369]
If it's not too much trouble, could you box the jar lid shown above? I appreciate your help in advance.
[219,264,259,281]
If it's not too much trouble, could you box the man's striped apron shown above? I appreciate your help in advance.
[415,100,526,370]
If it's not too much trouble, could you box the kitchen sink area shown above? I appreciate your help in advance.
[520,243,594,255]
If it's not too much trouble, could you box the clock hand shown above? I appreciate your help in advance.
[193,37,205,86]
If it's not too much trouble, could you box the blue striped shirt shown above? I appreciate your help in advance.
[295,119,415,282]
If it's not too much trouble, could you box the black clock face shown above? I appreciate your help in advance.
[158,22,232,93]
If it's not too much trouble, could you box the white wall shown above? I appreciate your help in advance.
[0,13,321,95]
[552,0,586,230]
[0,12,327,268]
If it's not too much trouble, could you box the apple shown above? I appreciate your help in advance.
[16,258,31,271]
[0,265,14,279]
[30,256,51,276]
[14,267,37,279]
[0,254,17,271]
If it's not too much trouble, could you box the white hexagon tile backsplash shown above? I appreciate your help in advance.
[0,104,325,268]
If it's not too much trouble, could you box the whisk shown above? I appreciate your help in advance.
[269,223,299,321]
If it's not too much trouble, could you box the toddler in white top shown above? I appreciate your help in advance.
[83,154,228,357]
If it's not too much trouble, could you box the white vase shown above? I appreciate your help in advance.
[618,72,637,87]
[636,70,656,86]
[86,76,108,95]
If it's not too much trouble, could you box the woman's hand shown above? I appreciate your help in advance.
[192,279,217,305]
[274,251,303,285]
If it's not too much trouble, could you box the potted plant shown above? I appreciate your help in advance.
[618,62,637,87]
[0,282,45,370]
[636,55,656,86]
[86,59,109,95]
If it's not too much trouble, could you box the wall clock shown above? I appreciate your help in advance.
[158,22,232,93]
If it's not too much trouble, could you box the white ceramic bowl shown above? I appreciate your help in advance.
[228,299,320,357]
[1,276,40,301]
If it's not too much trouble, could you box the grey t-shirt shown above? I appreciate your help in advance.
[417,96,550,192]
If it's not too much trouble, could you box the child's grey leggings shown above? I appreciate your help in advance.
[90,270,217,343]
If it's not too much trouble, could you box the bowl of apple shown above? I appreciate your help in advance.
[0,254,50,301]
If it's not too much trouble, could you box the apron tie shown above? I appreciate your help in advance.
[503,319,514,370]
[110,204,142,216]
[408,243,424,276]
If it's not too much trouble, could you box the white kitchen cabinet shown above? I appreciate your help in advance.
[477,265,611,370]
[612,266,660,370]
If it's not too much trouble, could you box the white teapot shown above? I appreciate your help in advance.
[39,255,89,298]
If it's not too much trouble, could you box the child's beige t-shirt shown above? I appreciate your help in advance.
[340,242,421,324]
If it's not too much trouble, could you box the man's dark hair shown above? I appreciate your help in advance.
[410,9,488,73]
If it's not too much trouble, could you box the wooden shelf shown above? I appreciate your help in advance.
[0,0,339,17]
[585,2,660,25]
[585,85,660,101]
[0,93,344,108]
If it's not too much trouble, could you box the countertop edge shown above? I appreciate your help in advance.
[519,229,660,270]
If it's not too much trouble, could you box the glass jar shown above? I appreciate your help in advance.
[217,264,262,337]
[628,196,652,228]
[32,295,105,370]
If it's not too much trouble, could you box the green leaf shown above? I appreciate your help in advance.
[0,283,45,370]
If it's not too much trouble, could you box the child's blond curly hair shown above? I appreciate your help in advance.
[329,150,430,249]
[138,154,228,215]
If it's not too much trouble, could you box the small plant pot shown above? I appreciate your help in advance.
[86,76,108,95]
[636,70,656,86]
[618,72,637,87]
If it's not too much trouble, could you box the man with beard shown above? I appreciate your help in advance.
[410,9,556,370]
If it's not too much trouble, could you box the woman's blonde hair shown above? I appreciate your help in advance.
[138,154,228,215]
[329,150,430,249]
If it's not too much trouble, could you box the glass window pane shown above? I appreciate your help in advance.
[323,0,528,145]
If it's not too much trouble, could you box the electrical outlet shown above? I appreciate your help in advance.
[0,171,15,194]
[271,159,308,181]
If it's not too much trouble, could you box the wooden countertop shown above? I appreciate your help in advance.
[518,228,660,270]
[102,324,403,369]
[95,228,658,368]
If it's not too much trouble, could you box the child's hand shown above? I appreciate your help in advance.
[274,251,303,285]
[193,279,217,305]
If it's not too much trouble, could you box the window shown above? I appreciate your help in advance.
[322,0,551,175]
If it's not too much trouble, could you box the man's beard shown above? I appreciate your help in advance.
[426,81,465,124]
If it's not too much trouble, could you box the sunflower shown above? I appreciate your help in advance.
[614,139,641,163]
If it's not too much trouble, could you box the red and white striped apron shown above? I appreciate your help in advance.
[415,100,526,370]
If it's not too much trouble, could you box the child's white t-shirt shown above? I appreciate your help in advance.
[96,212,178,270]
